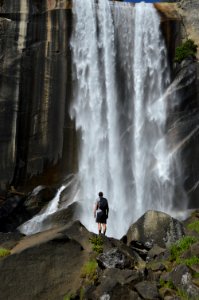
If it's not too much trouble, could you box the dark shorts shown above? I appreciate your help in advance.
[96,211,107,224]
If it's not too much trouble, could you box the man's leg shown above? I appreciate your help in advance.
[98,223,102,234]
[102,223,106,235]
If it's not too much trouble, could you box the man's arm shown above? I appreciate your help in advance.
[93,202,98,218]
[106,202,109,218]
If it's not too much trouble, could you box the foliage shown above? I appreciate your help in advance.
[187,221,199,234]
[89,235,103,254]
[79,287,84,300]
[177,288,199,300]
[0,248,11,258]
[159,278,175,289]
[63,293,76,300]
[174,39,198,63]
[80,260,98,284]
[169,236,198,261]
[178,256,199,267]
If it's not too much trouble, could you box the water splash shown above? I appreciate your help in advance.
[71,1,187,238]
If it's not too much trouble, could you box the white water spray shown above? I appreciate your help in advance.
[71,1,187,238]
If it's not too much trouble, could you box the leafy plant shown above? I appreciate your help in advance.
[174,39,198,63]
[0,248,11,258]
[89,235,103,254]
[80,259,98,284]
[187,221,199,234]
[169,236,198,261]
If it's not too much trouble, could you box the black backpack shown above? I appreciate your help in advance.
[98,198,108,211]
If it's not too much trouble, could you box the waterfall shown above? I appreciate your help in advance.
[71,0,187,238]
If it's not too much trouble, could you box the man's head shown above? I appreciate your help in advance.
[98,191,103,197]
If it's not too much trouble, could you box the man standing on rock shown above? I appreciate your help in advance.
[94,192,109,235]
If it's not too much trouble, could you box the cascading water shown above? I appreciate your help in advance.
[71,1,187,238]
[19,1,187,238]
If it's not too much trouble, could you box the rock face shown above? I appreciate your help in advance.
[0,0,77,190]
[0,212,198,300]
[0,221,92,300]
[126,210,185,248]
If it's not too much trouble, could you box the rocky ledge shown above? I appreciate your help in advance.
[0,209,199,300]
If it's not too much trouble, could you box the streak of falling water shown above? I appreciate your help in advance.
[133,3,171,215]
[70,1,187,238]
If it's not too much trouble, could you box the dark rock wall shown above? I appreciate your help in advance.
[0,0,76,190]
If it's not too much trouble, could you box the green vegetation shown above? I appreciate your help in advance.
[89,235,103,254]
[0,248,11,258]
[179,256,199,267]
[169,236,198,261]
[177,288,199,300]
[187,220,199,234]
[159,278,175,289]
[63,294,75,300]
[174,39,198,63]
[81,259,98,284]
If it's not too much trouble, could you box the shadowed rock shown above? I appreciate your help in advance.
[0,221,92,300]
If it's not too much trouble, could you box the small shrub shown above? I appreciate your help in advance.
[81,260,98,284]
[89,236,103,253]
[179,256,199,267]
[169,236,198,261]
[174,39,198,63]
[187,221,199,234]
[0,248,11,258]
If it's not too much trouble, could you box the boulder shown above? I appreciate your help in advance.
[97,248,132,270]
[126,210,185,248]
[0,221,91,300]
[134,281,160,300]
[85,268,143,300]
[169,264,199,299]
[24,186,57,216]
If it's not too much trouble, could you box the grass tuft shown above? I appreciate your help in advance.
[169,236,198,262]
[89,236,103,254]
[187,221,199,234]
[0,248,11,258]
[81,259,98,284]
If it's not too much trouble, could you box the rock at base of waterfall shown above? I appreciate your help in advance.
[126,210,185,248]
[24,186,57,216]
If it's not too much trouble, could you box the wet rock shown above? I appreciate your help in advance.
[0,194,29,232]
[127,210,185,248]
[134,281,160,300]
[24,186,57,216]
[97,248,132,270]
[130,240,150,260]
[39,202,80,232]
